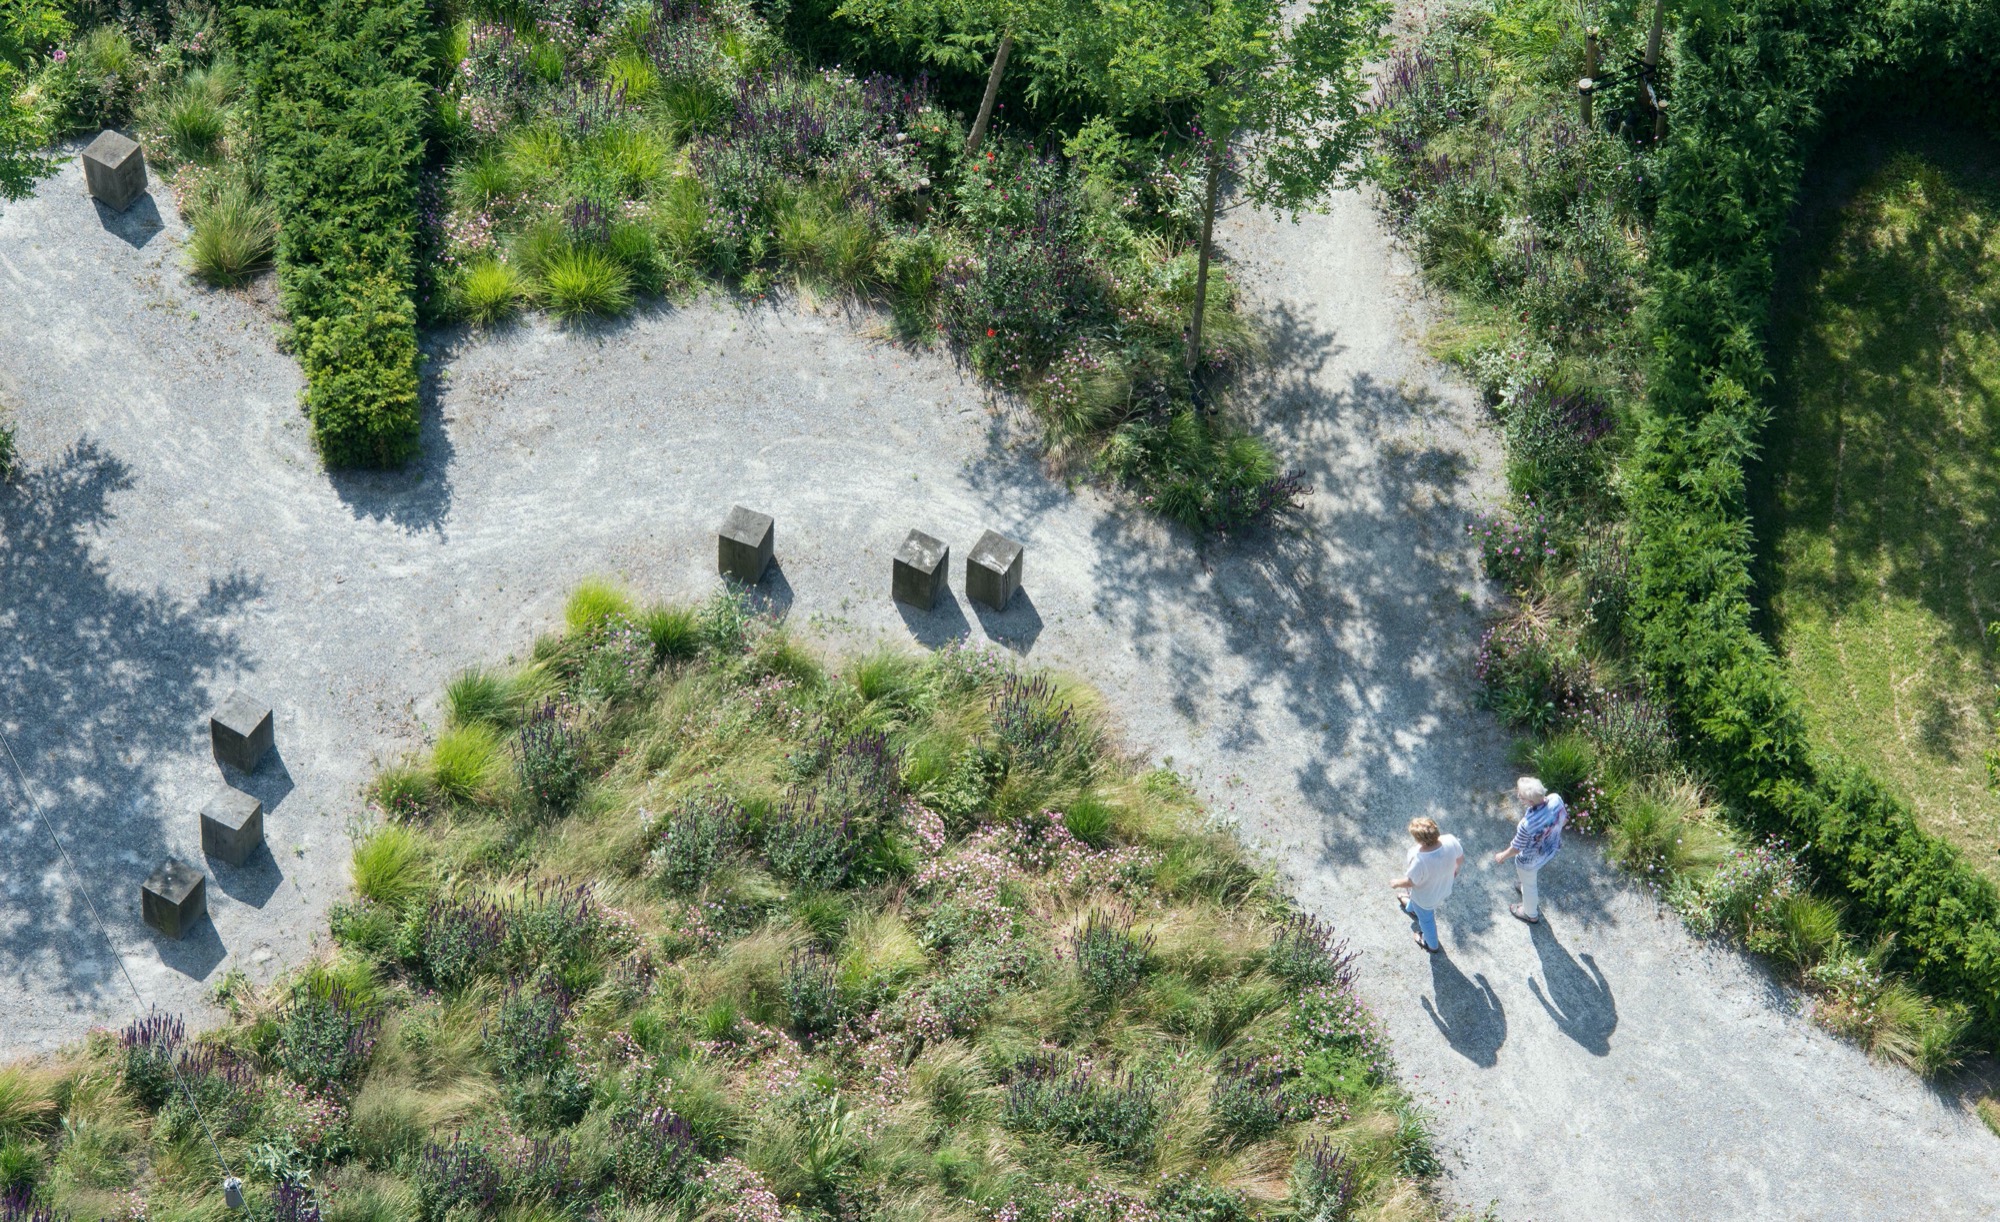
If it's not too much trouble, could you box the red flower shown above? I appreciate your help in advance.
[986,328,996,337]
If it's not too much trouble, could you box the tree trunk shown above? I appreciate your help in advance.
[1186,151,1221,377]
[966,32,1013,155]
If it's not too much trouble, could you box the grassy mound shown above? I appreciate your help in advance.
[1760,141,2000,881]
[0,588,1440,1221]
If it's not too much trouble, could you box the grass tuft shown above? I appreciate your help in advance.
[566,578,635,635]
[540,246,634,319]
[186,182,277,286]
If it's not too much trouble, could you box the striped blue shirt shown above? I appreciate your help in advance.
[1511,795,1567,870]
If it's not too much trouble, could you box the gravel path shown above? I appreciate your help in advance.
[4,156,1998,1219]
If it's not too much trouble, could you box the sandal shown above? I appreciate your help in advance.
[1412,931,1440,953]
[1509,904,1540,925]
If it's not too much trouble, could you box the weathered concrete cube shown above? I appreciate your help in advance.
[142,858,206,941]
[966,529,1024,611]
[717,505,775,585]
[892,529,949,610]
[210,690,274,772]
[81,130,148,213]
[200,785,265,867]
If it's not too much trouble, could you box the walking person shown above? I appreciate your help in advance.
[1389,816,1464,953]
[1494,776,1567,924]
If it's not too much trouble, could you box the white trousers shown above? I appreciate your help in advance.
[1516,861,1542,918]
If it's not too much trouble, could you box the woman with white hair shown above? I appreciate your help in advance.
[1493,776,1566,923]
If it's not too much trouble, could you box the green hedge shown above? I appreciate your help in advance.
[233,0,429,467]
[1629,0,2000,1040]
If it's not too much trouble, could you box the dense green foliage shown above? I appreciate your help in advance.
[233,0,430,467]
[1380,0,2000,1048]
[0,587,1442,1220]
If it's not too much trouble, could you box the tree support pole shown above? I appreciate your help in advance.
[966,32,1013,155]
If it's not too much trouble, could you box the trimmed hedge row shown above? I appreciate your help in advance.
[1630,0,2000,1040]
[233,0,429,467]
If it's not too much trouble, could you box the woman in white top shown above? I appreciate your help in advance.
[1389,816,1464,953]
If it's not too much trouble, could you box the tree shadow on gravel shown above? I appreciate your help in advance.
[0,441,255,1014]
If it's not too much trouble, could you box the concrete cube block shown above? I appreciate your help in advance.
[966,530,1023,611]
[892,529,949,610]
[718,505,775,585]
[200,785,265,867]
[142,858,206,940]
[210,690,274,772]
[82,130,148,213]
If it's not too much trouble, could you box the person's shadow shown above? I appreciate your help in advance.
[1528,920,1617,1056]
[1422,953,1507,1067]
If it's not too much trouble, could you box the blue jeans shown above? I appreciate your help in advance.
[1405,899,1440,950]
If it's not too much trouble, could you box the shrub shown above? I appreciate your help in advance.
[415,1133,504,1219]
[351,825,429,910]
[763,799,863,890]
[1474,614,1578,732]
[412,895,507,991]
[781,953,843,1039]
[1070,908,1153,995]
[613,1107,700,1202]
[1290,1139,1358,1221]
[117,1013,187,1110]
[458,257,526,324]
[187,183,276,286]
[1150,1176,1252,1222]
[1001,1055,1164,1163]
[431,724,503,801]
[1208,1058,1291,1146]
[514,702,586,815]
[235,0,428,467]
[0,416,16,482]
[1466,500,1553,590]
[275,983,379,1089]
[991,674,1090,772]
[539,245,634,318]
[1266,913,1358,991]
[651,789,739,893]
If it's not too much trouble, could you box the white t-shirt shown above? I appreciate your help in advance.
[1405,835,1465,909]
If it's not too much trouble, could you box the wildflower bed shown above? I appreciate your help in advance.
[427,0,1288,532]
[1369,0,2000,1073]
[0,585,1441,1221]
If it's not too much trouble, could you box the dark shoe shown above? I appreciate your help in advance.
[1509,903,1540,925]
[1412,931,1441,953]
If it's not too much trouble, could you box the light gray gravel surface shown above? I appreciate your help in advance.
[4,155,1999,1220]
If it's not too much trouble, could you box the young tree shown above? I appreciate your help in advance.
[1073,0,1385,374]
[0,0,67,199]
[836,0,1052,153]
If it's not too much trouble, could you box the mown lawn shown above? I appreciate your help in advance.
[1760,136,2000,881]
